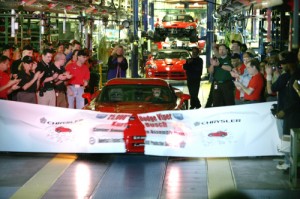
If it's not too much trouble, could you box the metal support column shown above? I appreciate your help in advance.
[131,0,139,77]
[142,0,148,32]
[292,0,299,50]
[5,16,8,44]
[258,10,265,59]
[206,0,215,68]
[149,2,154,30]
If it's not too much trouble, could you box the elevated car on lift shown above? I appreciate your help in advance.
[83,78,190,153]
[144,49,191,80]
[155,37,206,52]
[153,14,198,42]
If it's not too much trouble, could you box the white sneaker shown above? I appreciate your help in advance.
[276,163,290,170]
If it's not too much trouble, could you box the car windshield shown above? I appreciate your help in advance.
[155,51,190,59]
[162,15,194,22]
[97,85,176,103]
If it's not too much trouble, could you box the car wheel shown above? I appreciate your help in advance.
[153,31,164,42]
[153,31,160,42]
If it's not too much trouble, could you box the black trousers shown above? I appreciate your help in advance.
[187,78,201,109]
[212,81,235,107]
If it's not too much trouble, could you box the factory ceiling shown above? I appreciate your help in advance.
[0,0,294,18]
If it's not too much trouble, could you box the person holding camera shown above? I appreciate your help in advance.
[264,50,282,101]
[265,51,290,113]
[274,51,300,170]
[35,48,58,106]
[183,47,203,109]
[107,45,128,80]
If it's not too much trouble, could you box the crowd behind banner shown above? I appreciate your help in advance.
[0,41,130,109]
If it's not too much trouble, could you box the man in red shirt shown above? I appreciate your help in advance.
[233,59,265,103]
[66,49,90,109]
[0,56,20,99]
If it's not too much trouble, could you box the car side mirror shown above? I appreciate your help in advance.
[82,93,91,103]
[181,94,190,101]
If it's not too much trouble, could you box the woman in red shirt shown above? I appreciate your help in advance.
[233,59,265,103]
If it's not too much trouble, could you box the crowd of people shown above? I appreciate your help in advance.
[0,41,130,109]
[0,41,92,109]
[204,40,300,172]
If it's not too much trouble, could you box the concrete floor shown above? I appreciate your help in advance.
[0,153,299,199]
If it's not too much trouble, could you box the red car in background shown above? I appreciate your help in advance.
[83,78,190,153]
[155,38,206,51]
[145,49,190,80]
[153,14,198,42]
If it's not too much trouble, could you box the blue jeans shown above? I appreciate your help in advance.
[67,85,85,109]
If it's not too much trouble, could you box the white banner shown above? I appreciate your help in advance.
[0,100,282,157]
[0,100,130,153]
[139,102,282,157]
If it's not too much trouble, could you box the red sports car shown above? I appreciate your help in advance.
[208,131,228,137]
[153,14,198,42]
[144,49,191,80]
[55,126,72,133]
[83,78,190,153]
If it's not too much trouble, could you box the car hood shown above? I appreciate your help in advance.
[162,22,196,28]
[153,59,186,70]
[95,102,176,114]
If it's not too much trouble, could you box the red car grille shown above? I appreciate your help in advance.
[154,72,186,80]
[126,136,146,153]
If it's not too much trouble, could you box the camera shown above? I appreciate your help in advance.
[39,90,44,97]
[270,103,278,117]
[39,87,46,97]
[272,66,276,70]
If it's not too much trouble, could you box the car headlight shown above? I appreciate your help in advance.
[185,26,195,30]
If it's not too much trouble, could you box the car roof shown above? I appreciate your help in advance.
[157,49,190,53]
[105,78,170,87]
[164,14,192,17]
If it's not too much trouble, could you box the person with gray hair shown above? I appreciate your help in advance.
[51,53,72,107]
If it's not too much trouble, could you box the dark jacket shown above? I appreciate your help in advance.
[107,55,128,80]
[183,57,203,79]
